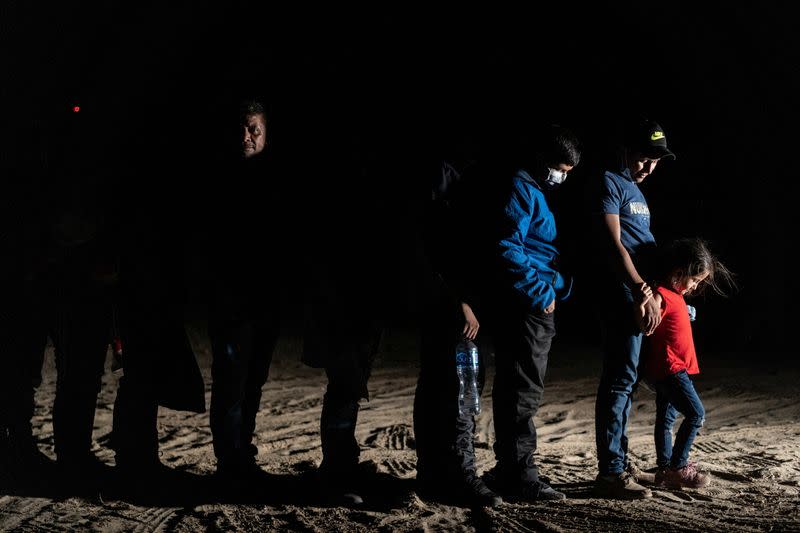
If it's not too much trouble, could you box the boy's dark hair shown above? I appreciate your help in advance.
[541,124,581,167]
[504,124,581,170]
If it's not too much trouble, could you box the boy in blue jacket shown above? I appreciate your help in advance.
[482,125,580,502]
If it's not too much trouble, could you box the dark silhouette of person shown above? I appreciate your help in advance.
[1,105,119,492]
[110,131,206,494]
[412,133,503,508]
[300,124,386,506]
[206,99,287,484]
[1,115,57,487]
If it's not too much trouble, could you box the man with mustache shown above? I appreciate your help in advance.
[207,99,284,486]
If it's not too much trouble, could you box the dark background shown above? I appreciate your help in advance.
[3,3,797,356]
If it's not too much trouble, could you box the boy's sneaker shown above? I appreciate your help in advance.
[594,471,653,499]
[625,461,656,484]
[661,462,711,489]
[417,470,503,508]
[484,468,565,503]
[510,480,566,502]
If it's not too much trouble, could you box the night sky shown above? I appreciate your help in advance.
[3,3,797,355]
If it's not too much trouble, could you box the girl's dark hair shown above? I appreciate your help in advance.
[656,238,736,296]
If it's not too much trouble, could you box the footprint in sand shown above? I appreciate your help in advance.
[381,458,417,478]
[655,488,715,503]
[364,424,414,450]
[487,511,559,533]
[0,497,55,532]
[536,410,588,443]
[692,440,733,454]
[131,506,179,533]
[709,469,752,483]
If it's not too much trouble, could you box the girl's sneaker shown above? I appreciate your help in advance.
[661,462,711,489]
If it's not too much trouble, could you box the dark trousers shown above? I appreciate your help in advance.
[488,305,555,485]
[303,269,382,478]
[111,329,159,467]
[1,282,110,465]
[319,349,376,476]
[209,311,279,465]
[413,290,485,482]
[0,282,47,444]
[50,289,111,464]
[111,295,206,468]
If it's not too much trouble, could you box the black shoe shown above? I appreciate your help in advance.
[320,484,364,507]
[500,479,566,503]
[417,470,502,508]
[216,460,268,478]
[485,467,566,503]
[114,459,201,504]
[317,465,366,507]
[526,480,566,501]
[2,435,54,486]
[462,475,503,508]
[116,456,169,479]
[215,458,272,487]
[56,454,110,496]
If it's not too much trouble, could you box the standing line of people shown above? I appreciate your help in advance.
[415,125,581,507]
[413,116,732,508]
[0,97,390,506]
[2,103,731,510]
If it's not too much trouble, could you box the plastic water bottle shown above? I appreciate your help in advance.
[456,338,481,416]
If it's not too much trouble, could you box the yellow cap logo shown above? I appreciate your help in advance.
[651,131,665,141]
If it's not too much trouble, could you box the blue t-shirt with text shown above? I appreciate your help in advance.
[599,169,655,256]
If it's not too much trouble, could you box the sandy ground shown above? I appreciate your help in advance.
[1,324,799,532]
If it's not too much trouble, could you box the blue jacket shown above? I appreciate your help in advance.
[497,170,571,311]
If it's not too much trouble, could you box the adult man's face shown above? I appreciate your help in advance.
[242,113,267,158]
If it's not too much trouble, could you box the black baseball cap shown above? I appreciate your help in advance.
[625,119,676,160]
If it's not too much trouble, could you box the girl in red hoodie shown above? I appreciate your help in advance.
[642,238,733,489]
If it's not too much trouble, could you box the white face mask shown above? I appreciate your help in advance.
[543,167,568,188]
